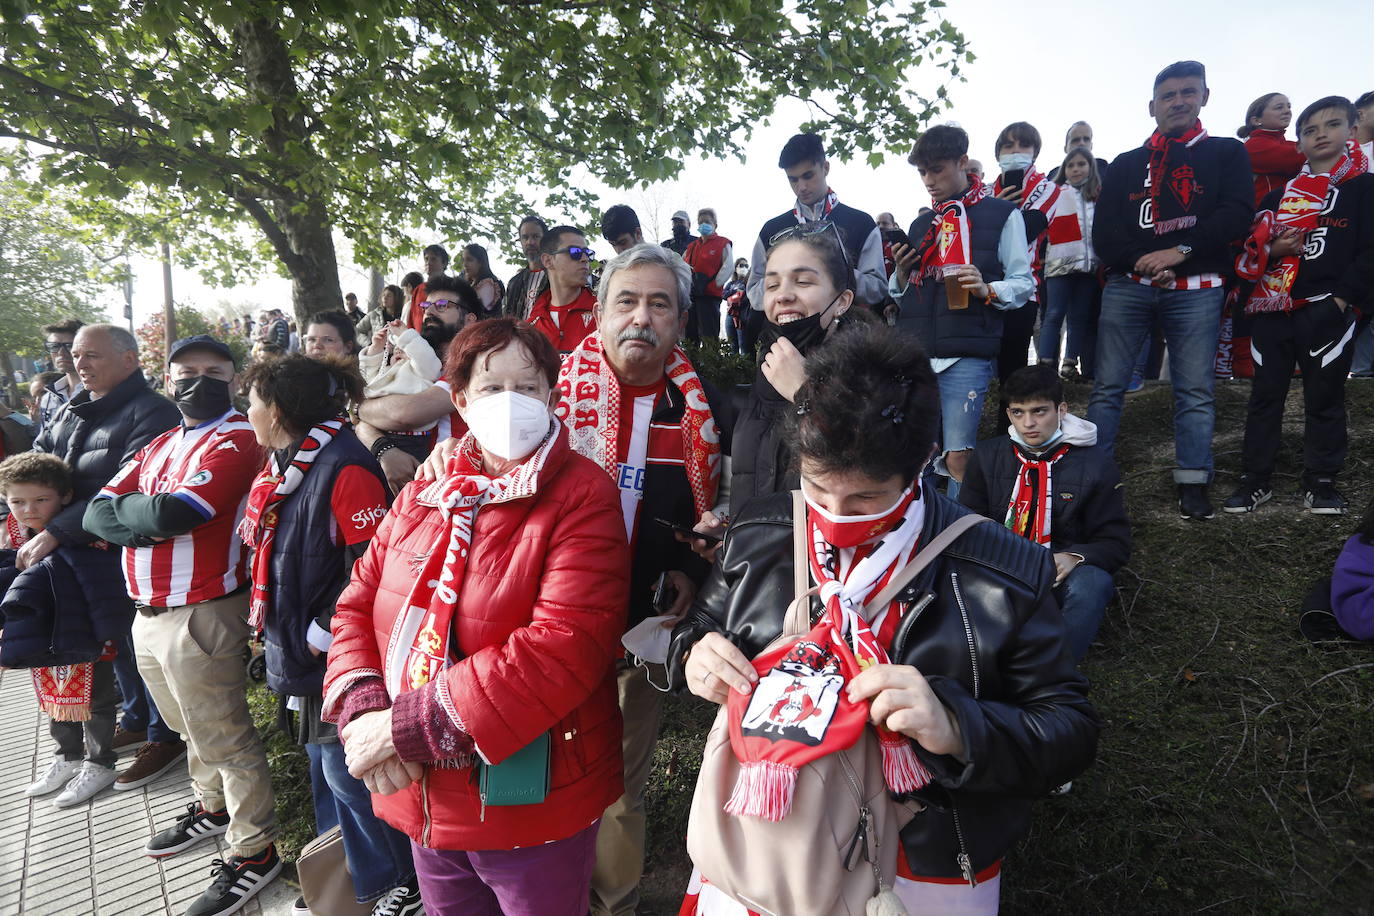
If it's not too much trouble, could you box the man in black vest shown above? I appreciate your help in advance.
[746,132,888,310]
[889,125,1035,499]
[1087,60,1253,520]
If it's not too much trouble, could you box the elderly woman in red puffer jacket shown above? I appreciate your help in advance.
[323,318,630,916]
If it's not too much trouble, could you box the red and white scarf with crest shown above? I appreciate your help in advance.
[555,331,721,517]
[914,173,988,281]
[1238,140,1370,314]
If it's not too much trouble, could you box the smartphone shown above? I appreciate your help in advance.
[653,517,723,546]
[881,228,911,248]
[652,571,679,614]
[1001,168,1026,192]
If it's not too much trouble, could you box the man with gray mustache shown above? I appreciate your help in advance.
[556,243,735,916]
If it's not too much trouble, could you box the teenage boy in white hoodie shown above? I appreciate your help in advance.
[960,364,1132,662]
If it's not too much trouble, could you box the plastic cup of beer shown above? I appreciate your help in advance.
[942,265,971,310]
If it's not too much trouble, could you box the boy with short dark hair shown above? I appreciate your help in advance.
[0,452,122,807]
[890,124,1035,498]
[960,364,1132,662]
[1226,96,1374,516]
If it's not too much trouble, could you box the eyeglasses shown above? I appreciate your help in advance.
[421,298,467,312]
[44,341,74,353]
[767,220,852,269]
[554,246,595,262]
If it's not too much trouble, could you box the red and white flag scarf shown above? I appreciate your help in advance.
[995,167,1062,294]
[6,518,109,721]
[1238,140,1370,315]
[914,172,987,281]
[556,331,721,517]
[1005,442,1071,546]
[237,418,345,631]
[723,491,933,822]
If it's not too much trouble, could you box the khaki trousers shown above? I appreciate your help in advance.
[590,661,668,916]
[132,590,276,857]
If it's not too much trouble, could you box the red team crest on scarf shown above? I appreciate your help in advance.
[724,619,869,821]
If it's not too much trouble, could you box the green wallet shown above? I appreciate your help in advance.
[478,731,550,806]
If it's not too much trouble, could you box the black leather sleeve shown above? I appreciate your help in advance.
[922,550,1101,797]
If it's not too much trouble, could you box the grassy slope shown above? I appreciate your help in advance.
[254,377,1374,914]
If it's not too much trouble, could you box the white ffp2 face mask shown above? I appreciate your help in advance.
[463,390,551,461]
[998,152,1034,175]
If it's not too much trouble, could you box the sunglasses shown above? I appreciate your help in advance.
[554,245,595,262]
[44,341,74,352]
[420,298,470,313]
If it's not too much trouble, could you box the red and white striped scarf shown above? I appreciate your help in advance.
[556,331,721,517]
[1238,140,1370,314]
[382,425,558,714]
[1005,442,1071,546]
[794,188,839,224]
[237,418,345,631]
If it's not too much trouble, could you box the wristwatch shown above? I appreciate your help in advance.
[1175,244,1193,259]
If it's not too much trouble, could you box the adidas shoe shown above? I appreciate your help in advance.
[1303,480,1348,515]
[184,845,282,916]
[145,801,230,858]
[1222,479,1272,514]
[372,877,425,915]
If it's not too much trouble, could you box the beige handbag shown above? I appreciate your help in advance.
[296,825,376,916]
[685,493,986,916]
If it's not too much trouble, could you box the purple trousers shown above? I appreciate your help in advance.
[411,820,600,916]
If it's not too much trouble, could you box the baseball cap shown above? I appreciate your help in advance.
[168,334,235,367]
[672,210,690,223]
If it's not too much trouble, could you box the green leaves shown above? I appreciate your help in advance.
[0,0,969,311]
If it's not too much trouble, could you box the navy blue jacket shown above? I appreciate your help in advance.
[0,544,135,667]
[262,429,388,697]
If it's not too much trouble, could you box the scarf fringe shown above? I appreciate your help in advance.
[41,702,92,722]
[1153,214,1197,235]
[725,760,798,822]
[879,733,932,794]
[431,753,475,770]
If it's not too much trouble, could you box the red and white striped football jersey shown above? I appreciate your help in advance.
[99,411,264,607]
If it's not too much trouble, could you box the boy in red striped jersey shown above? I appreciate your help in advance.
[85,335,282,912]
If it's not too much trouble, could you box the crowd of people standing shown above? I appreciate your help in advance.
[1,59,1371,916]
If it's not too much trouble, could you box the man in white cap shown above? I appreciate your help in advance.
[661,209,696,256]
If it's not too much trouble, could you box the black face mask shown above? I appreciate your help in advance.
[672,224,689,240]
[758,292,843,357]
[174,375,233,421]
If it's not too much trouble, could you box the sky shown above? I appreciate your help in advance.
[112,0,1372,329]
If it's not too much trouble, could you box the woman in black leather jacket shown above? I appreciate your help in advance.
[669,325,1099,913]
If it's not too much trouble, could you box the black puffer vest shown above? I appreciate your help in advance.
[895,197,1015,359]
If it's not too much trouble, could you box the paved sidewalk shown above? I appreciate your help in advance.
[0,667,298,915]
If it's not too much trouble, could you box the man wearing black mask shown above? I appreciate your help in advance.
[84,335,281,901]
[661,210,696,256]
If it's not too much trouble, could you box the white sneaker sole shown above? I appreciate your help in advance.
[52,771,118,808]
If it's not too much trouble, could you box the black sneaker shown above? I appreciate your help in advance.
[1222,479,1272,514]
[145,801,230,858]
[1303,479,1348,515]
[371,877,425,916]
[1178,484,1215,520]
[184,845,282,916]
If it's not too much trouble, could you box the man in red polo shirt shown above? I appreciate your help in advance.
[527,225,599,355]
[84,335,281,911]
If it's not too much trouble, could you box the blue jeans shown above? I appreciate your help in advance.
[1087,279,1224,483]
[306,741,416,903]
[1053,563,1116,663]
[113,632,179,743]
[934,357,996,501]
[1041,274,1099,369]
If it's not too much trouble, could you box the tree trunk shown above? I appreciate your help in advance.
[234,17,342,327]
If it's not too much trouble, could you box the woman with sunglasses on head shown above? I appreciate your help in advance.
[694,228,875,548]
[239,354,424,915]
[670,325,1099,915]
